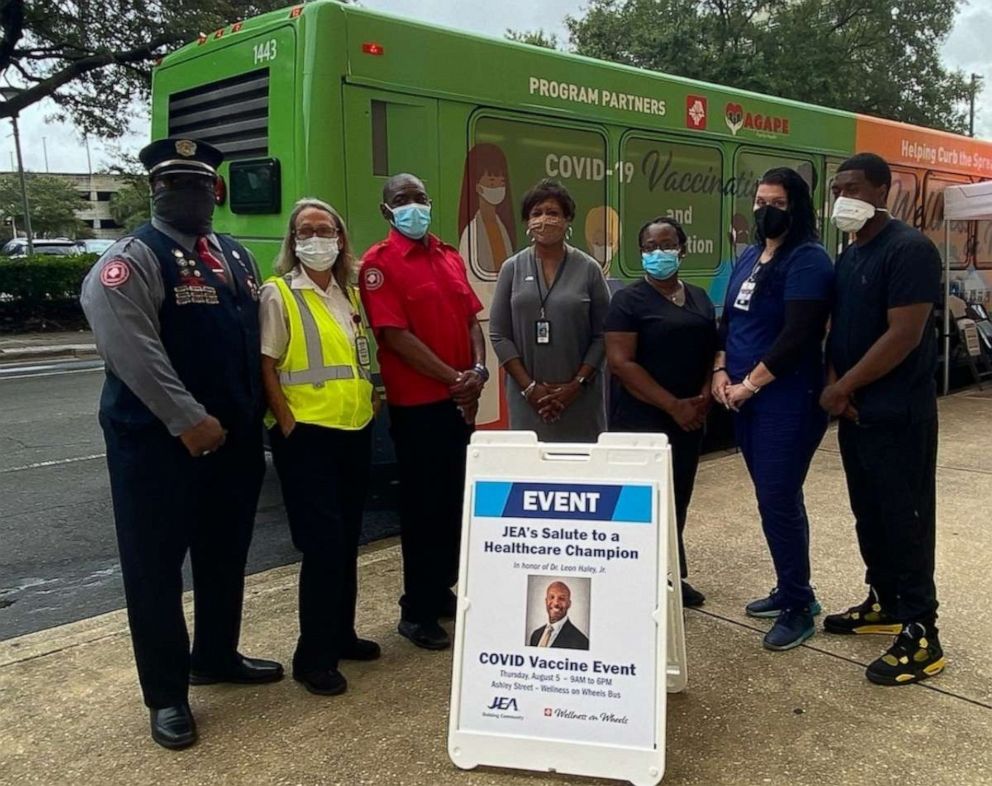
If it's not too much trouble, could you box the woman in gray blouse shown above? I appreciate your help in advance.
[489,179,611,442]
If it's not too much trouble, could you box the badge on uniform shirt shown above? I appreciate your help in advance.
[734,278,756,312]
[245,276,260,301]
[363,267,384,291]
[100,258,131,288]
[174,284,220,306]
[356,335,371,368]
[535,319,552,345]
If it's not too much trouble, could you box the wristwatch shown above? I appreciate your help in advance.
[472,363,490,383]
[575,374,589,387]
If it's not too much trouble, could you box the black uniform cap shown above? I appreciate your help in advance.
[139,137,224,178]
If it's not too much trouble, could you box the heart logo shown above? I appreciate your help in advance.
[725,103,744,136]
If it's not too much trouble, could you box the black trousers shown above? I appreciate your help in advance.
[269,422,372,670]
[610,416,702,579]
[389,400,473,623]
[837,416,939,624]
[101,416,265,709]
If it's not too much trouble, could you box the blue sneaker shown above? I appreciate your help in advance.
[746,587,821,618]
[762,607,815,651]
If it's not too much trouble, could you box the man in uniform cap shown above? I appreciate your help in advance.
[81,137,282,750]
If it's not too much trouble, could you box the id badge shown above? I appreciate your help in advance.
[535,319,552,345]
[734,279,756,312]
[355,335,371,367]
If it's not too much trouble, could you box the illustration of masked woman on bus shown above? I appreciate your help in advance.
[458,143,517,276]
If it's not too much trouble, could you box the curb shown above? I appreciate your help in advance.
[0,345,99,364]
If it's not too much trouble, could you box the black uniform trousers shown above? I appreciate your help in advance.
[101,416,265,709]
[666,425,704,580]
[837,416,939,624]
[269,421,372,671]
[389,400,473,624]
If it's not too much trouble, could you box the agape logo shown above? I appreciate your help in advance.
[725,103,744,135]
[724,102,791,137]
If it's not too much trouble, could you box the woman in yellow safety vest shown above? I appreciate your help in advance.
[260,197,378,697]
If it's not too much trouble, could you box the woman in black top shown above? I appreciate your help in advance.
[605,217,717,607]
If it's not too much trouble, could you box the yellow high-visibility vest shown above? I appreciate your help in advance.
[268,274,373,430]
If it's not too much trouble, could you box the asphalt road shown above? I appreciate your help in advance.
[0,361,400,641]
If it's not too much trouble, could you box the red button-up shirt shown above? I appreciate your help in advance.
[360,229,483,406]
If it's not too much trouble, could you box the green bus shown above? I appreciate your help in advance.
[151,0,992,431]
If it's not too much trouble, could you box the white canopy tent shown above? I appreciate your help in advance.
[941,181,992,393]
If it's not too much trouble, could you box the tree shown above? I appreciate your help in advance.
[0,173,85,237]
[505,29,561,49]
[0,0,290,137]
[109,179,150,233]
[513,0,974,133]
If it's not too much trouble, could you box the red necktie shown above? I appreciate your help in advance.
[196,236,227,283]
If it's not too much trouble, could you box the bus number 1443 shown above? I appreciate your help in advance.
[253,39,278,64]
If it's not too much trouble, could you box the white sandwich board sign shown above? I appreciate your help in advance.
[448,431,687,786]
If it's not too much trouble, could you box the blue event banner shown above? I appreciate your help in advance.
[473,481,652,523]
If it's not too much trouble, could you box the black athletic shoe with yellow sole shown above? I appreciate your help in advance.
[823,588,903,635]
[866,623,945,686]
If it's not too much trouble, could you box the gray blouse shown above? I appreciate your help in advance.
[489,245,610,442]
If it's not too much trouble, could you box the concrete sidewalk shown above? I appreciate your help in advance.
[0,331,97,364]
[2,392,991,786]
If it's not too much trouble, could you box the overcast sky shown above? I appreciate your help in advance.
[3,0,990,174]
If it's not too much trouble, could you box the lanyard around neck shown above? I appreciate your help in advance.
[533,249,568,318]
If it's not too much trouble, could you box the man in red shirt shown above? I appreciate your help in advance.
[360,173,487,650]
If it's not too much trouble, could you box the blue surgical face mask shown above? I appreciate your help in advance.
[388,203,431,239]
[641,249,680,280]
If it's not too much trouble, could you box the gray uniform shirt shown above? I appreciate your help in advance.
[80,218,259,437]
[489,245,610,442]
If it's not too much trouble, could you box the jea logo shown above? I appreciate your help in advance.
[487,696,519,711]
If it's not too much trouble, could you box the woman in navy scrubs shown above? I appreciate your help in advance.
[712,168,833,651]
[606,217,717,607]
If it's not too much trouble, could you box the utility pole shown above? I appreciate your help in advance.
[42,136,49,172]
[0,87,34,255]
[969,73,983,138]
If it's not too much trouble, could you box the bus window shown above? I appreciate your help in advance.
[618,137,723,279]
[923,175,969,270]
[975,218,992,271]
[887,169,919,226]
[732,150,818,257]
[462,115,608,280]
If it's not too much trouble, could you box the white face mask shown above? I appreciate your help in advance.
[478,185,506,206]
[295,236,339,271]
[831,196,882,233]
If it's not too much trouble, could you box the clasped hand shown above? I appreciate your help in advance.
[528,379,582,423]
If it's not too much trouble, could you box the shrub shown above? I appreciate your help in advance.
[0,253,100,332]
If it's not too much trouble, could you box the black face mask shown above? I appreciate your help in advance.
[753,205,790,243]
[153,187,215,236]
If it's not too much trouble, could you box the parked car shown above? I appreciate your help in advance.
[78,238,115,255]
[1,238,83,258]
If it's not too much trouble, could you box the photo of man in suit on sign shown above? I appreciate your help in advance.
[528,580,589,650]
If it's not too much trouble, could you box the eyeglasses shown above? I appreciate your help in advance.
[295,228,339,240]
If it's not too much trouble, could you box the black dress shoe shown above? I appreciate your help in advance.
[293,667,348,696]
[681,580,706,608]
[150,703,197,750]
[398,620,450,650]
[189,654,284,685]
[341,638,381,661]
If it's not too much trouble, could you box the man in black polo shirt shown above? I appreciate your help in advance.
[819,152,944,686]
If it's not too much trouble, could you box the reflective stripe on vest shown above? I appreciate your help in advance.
[269,275,373,430]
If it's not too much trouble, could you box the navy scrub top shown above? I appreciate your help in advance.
[723,242,834,398]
